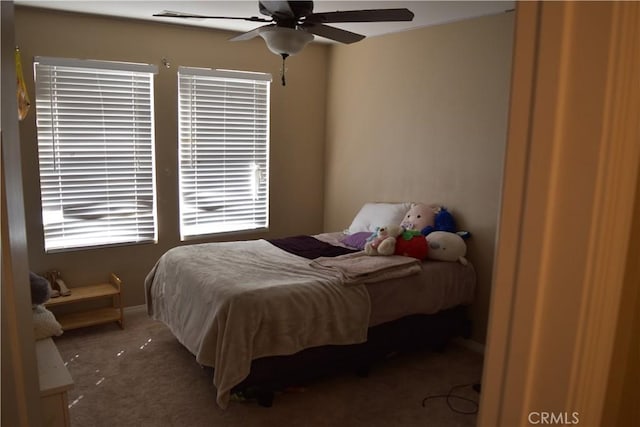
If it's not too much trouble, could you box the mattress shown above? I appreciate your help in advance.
[146,233,475,408]
[315,232,476,326]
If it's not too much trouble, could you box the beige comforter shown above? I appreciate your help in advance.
[145,239,421,408]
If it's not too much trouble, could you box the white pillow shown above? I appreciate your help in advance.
[347,202,412,233]
[33,305,63,340]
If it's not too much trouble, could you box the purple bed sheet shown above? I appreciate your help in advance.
[267,235,359,259]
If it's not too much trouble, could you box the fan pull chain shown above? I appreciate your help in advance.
[280,54,288,86]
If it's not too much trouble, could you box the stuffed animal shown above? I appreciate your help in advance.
[394,236,428,260]
[399,203,436,236]
[422,206,471,239]
[425,231,468,265]
[29,271,63,340]
[393,203,436,259]
[364,225,402,256]
[30,271,52,305]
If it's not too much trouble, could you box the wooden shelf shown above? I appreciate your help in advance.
[45,283,119,307]
[55,307,122,331]
[45,272,124,331]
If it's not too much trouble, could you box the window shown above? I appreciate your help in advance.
[178,67,271,239]
[34,57,158,252]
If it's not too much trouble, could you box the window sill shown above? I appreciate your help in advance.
[180,227,269,243]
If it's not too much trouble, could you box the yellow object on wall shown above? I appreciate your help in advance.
[15,47,30,120]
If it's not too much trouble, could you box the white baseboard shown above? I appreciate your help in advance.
[452,337,486,354]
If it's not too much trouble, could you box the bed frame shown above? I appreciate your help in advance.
[227,305,471,407]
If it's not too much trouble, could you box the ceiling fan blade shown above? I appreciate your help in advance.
[302,23,365,44]
[229,24,275,42]
[305,8,414,24]
[153,10,271,23]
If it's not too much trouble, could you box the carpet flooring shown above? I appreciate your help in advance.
[53,308,483,427]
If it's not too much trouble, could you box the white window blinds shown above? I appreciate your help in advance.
[34,57,158,252]
[178,67,271,238]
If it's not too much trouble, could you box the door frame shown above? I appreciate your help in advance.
[479,1,640,425]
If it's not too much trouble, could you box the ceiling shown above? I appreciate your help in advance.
[15,1,514,43]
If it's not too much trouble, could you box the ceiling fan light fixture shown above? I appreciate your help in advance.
[258,27,314,56]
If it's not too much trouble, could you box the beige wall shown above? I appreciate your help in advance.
[15,7,513,342]
[324,12,514,342]
[14,7,329,307]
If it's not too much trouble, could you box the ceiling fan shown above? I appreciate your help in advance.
[154,1,414,85]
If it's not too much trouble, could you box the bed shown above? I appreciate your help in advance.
[145,204,476,408]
